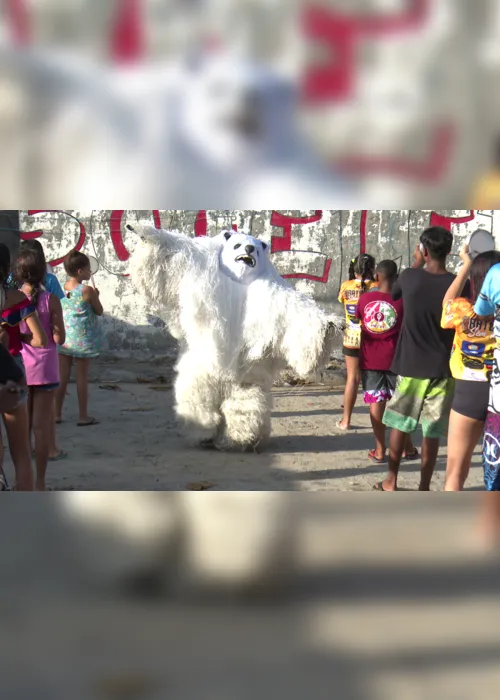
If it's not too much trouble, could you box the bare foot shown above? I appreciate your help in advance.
[35,481,46,492]
[373,479,397,492]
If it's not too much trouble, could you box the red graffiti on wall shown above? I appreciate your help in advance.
[270,210,332,283]
[194,210,208,237]
[21,210,86,267]
[360,211,369,255]
[109,209,163,262]
[338,123,455,183]
[301,1,454,183]
[429,210,475,230]
[302,0,429,103]
[360,210,478,255]
[110,0,145,65]
[5,0,30,46]
[22,209,480,286]
[21,210,164,269]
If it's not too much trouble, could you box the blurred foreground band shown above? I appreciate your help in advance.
[1,1,500,208]
[1,493,500,699]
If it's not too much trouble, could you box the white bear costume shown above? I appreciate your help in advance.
[128,224,338,451]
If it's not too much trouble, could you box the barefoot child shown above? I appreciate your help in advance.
[356,260,417,464]
[16,247,66,490]
[55,251,103,427]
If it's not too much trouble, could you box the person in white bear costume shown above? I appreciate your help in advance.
[128,223,340,451]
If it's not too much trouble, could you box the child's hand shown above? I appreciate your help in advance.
[459,243,472,264]
[413,244,425,267]
[0,381,21,414]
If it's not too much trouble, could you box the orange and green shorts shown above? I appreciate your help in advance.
[383,376,455,439]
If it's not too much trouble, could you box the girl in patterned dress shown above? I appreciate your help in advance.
[55,251,103,427]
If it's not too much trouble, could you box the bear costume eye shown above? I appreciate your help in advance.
[224,231,232,241]
[234,243,242,249]
[261,241,268,250]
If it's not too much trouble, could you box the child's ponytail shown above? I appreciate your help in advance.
[351,254,376,292]
[348,257,357,281]
[359,254,376,293]
[13,248,46,306]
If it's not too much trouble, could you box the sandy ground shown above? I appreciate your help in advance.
[1,359,484,491]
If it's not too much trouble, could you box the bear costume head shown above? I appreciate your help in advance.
[218,229,270,284]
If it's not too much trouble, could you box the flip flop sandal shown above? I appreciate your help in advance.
[49,452,68,462]
[77,418,100,427]
[404,448,419,461]
[368,450,387,464]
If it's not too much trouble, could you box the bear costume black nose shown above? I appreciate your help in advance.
[245,245,255,254]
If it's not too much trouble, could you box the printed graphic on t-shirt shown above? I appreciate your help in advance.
[442,297,494,381]
[363,300,398,334]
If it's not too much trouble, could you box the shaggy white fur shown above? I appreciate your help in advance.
[129,223,340,451]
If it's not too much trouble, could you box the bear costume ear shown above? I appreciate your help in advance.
[223,231,233,241]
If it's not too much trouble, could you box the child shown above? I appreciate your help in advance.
[15,247,66,491]
[20,240,66,461]
[55,251,103,427]
[473,256,500,491]
[356,260,417,464]
[376,226,456,491]
[337,254,377,431]
[441,245,500,491]
[0,244,47,491]
[20,240,65,301]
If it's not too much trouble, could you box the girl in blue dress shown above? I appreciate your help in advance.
[55,251,103,427]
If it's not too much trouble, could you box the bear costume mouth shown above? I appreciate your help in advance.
[235,255,256,268]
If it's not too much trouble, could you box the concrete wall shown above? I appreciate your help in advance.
[11,209,500,357]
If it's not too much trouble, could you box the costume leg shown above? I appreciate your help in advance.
[216,384,272,452]
[175,352,222,439]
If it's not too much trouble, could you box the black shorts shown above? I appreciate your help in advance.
[343,346,360,359]
[451,378,489,422]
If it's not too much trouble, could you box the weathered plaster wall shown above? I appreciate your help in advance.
[13,209,500,357]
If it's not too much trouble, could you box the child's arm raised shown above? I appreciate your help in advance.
[83,286,104,317]
[49,295,66,346]
[443,244,473,307]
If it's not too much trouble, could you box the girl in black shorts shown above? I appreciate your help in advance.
[441,245,500,490]
[337,254,376,430]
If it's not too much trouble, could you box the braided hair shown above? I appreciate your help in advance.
[349,254,376,293]
[13,248,45,308]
